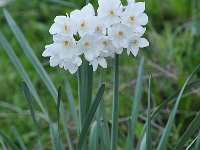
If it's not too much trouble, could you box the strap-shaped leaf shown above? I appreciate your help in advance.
[174,112,200,149]
[157,65,200,150]
[65,79,79,135]
[0,130,19,150]
[146,75,152,150]
[11,125,27,150]
[22,82,43,150]
[131,56,144,138]
[76,84,105,150]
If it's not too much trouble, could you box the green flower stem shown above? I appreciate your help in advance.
[111,54,119,150]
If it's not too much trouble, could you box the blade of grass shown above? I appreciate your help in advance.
[157,65,200,150]
[152,79,200,118]
[126,57,144,149]
[65,79,79,135]
[0,137,7,150]
[22,81,43,150]
[0,32,58,150]
[11,125,27,150]
[76,84,105,150]
[194,131,200,150]
[186,136,198,150]
[174,112,200,150]
[111,54,119,150]
[89,121,98,150]
[146,75,152,150]
[56,86,62,150]
[0,32,47,116]
[97,68,110,150]
[3,9,72,148]
[3,9,57,100]
[0,131,19,150]
[125,119,132,150]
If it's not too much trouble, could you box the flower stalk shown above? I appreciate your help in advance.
[111,54,119,150]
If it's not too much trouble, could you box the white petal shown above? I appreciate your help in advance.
[138,38,149,48]
[99,58,107,69]
[42,49,52,57]
[120,39,129,48]
[135,13,148,26]
[133,2,145,15]
[54,16,66,23]
[91,59,98,71]
[50,55,60,67]
[49,23,61,35]
[68,64,78,74]
[70,9,82,21]
[130,45,139,57]
[81,3,95,17]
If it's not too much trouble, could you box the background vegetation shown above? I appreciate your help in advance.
[0,0,200,149]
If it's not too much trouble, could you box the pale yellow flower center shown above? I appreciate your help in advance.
[103,41,108,46]
[118,31,124,37]
[64,40,69,47]
[80,21,86,28]
[109,9,115,16]
[96,26,102,32]
[130,16,135,22]
[132,40,138,44]
[64,24,68,31]
[84,41,90,48]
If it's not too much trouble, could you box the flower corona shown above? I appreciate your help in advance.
[43,0,149,74]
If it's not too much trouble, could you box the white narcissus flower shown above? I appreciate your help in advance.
[42,44,61,67]
[108,23,132,48]
[127,37,149,57]
[90,50,107,71]
[97,0,122,27]
[53,34,77,59]
[91,17,107,35]
[121,2,148,27]
[49,16,77,36]
[59,56,82,74]
[70,3,95,37]
[77,34,103,61]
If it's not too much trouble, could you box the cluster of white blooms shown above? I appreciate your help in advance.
[43,0,149,74]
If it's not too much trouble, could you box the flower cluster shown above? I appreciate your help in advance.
[43,0,149,74]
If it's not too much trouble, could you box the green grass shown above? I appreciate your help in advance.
[0,0,200,149]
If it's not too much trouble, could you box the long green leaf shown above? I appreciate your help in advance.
[76,84,105,150]
[194,131,200,150]
[186,136,198,150]
[3,9,57,100]
[146,75,152,150]
[0,131,19,150]
[22,81,43,150]
[111,54,119,150]
[56,86,62,150]
[11,125,27,150]
[125,119,132,150]
[65,79,79,135]
[152,79,200,118]
[89,121,98,150]
[0,32,58,150]
[3,9,72,148]
[0,137,7,150]
[0,32,47,116]
[128,57,144,148]
[157,65,200,150]
[174,112,200,149]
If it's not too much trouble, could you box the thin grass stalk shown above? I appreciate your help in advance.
[111,54,119,150]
